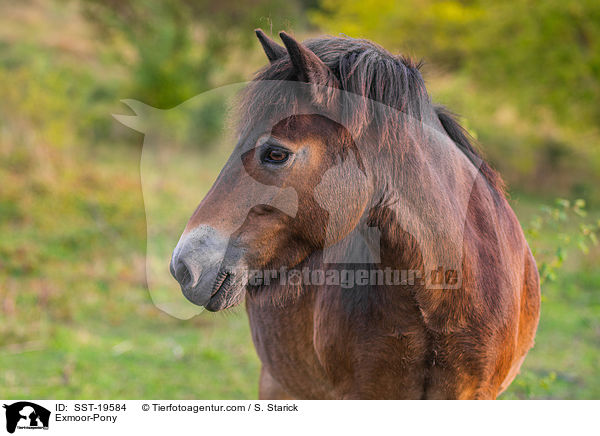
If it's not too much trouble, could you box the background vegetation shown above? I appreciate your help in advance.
[0,0,598,399]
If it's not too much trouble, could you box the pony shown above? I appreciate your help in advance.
[170,30,541,399]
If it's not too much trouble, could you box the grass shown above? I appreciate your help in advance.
[0,141,263,399]
[501,270,600,399]
[0,315,259,398]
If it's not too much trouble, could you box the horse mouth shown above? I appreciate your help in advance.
[211,270,232,297]
[205,270,236,311]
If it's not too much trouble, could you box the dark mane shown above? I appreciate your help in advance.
[434,105,506,195]
[240,35,505,195]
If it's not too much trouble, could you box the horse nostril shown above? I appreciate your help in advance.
[174,260,192,288]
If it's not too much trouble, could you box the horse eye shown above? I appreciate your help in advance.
[262,147,290,164]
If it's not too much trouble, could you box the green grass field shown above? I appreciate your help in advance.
[1,141,598,400]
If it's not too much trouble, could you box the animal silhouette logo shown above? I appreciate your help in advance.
[3,402,50,433]
[113,80,477,318]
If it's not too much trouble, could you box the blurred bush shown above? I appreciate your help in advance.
[80,0,303,107]
[526,199,600,284]
[312,0,600,202]
[78,0,304,147]
[312,0,600,127]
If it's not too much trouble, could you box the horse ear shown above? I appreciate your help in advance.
[279,31,333,85]
[279,31,340,107]
[255,29,286,63]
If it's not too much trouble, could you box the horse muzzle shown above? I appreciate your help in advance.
[170,225,247,311]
